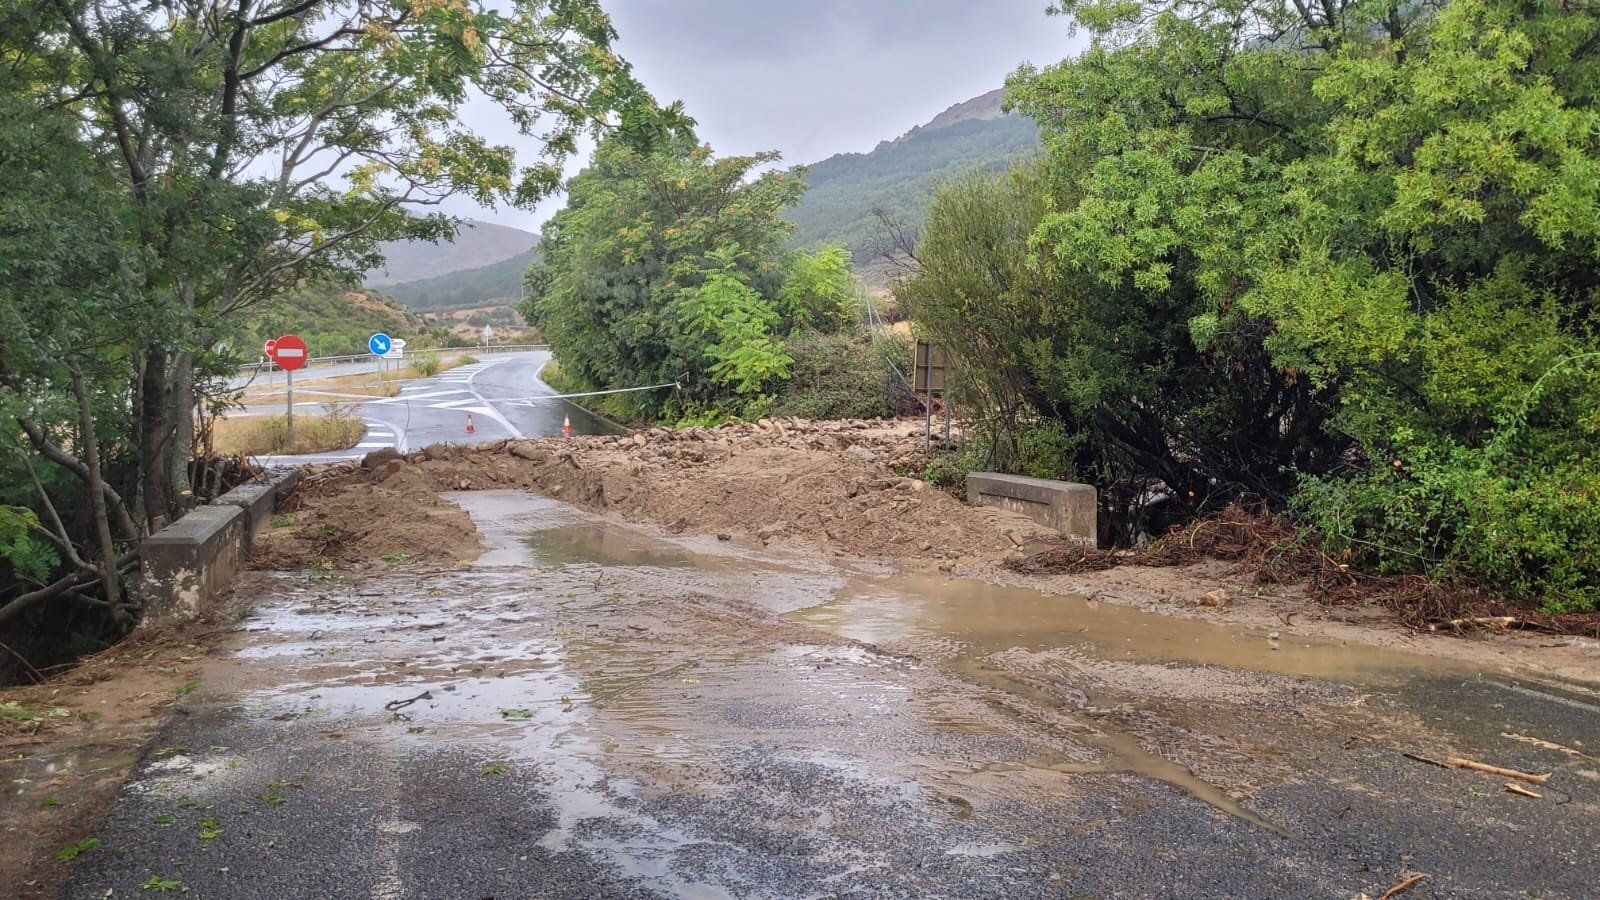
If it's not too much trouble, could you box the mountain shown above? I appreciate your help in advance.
[787,88,1038,276]
[364,220,537,286]
[382,246,538,311]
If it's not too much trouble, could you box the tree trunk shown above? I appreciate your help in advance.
[167,348,195,508]
[68,361,129,627]
[138,346,169,528]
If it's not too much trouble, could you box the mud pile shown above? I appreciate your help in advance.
[254,419,1057,569]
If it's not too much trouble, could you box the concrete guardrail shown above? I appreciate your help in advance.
[140,470,302,627]
[966,472,1098,547]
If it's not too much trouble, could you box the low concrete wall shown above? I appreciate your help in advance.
[140,469,304,626]
[215,470,303,550]
[141,504,247,626]
[967,472,1098,547]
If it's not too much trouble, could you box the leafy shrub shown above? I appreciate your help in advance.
[412,353,442,377]
[769,329,900,420]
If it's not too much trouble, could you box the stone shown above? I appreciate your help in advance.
[1201,589,1232,608]
[966,472,1097,547]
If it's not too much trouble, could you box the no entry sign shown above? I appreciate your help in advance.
[268,334,308,371]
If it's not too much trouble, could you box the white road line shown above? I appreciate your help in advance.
[465,359,526,439]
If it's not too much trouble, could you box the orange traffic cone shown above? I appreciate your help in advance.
[562,412,572,438]
[465,413,476,435]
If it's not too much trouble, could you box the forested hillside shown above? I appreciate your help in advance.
[788,90,1037,270]
[383,247,538,311]
[365,220,537,286]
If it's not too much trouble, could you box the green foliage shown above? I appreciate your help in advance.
[778,247,855,328]
[56,837,100,862]
[246,285,462,359]
[676,252,793,395]
[524,133,819,418]
[384,248,540,311]
[412,354,443,378]
[769,330,905,421]
[920,0,1600,609]
[0,506,58,587]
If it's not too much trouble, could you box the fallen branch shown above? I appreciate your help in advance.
[1503,782,1541,799]
[1402,751,1451,770]
[1441,616,1519,631]
[383,690,432,711]
[1446,755,1550,784]
[1379,873,1427,899]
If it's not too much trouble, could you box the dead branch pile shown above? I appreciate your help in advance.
[1007,502,1600,637]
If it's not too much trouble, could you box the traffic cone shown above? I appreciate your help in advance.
[562,412,572,438]
[465,413,476,435]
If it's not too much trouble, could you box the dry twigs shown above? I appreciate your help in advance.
[1005,501,1600,636]
[1379,873,1427,899]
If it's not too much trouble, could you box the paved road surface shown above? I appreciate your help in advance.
[61,492,1600,898]
[254,352,623,465]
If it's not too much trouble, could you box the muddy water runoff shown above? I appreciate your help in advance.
[196,490,1599,896]
[447,493,1580,827]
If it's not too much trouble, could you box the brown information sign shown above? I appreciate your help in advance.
[913,341,950,396]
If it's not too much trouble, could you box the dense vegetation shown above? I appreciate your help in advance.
[0,0,680,678]
[524,133,900,422]
[904,0,1600,612]
[788,113,1038,265]
[247,286,465,358]
[384,249,539,311]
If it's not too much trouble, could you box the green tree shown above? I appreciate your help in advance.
[921,0,1600,609]
[0,0,678,649]
[522,133,807,417]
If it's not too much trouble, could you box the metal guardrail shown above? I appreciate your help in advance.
[235,344,550,377]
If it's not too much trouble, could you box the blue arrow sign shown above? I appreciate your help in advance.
[368,332,392,356]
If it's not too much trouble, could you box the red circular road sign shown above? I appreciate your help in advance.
[268,334,308,371]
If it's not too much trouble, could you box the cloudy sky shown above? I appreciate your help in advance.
[453,0,1082,232]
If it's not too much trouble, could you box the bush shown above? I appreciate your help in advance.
[412,353,441,377]
[768,329,905,421]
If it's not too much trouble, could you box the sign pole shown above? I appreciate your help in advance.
[285,366,294,453]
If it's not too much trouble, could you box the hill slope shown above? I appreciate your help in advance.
[365,220,537,286]
[788,89,1038,271]
[382,247,538,311]
[247,284,462,358]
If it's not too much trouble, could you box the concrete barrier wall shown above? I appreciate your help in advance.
[140,470,301,627]
[966,472,1098,547]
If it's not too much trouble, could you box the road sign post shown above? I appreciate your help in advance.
[913,341,951,455]
[368,332,392,392]
[267,334,309,452]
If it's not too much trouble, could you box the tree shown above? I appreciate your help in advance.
[0,0,679,651]
[915,0,1600,609]
[522,133,808,417]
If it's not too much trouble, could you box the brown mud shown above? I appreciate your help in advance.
[0,628,218,896]
[258,419,1600,684]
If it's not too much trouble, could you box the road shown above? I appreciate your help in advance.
[253,351,623,465]
[61,491,1600,898]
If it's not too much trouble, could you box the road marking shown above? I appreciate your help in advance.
[465,359,526,439]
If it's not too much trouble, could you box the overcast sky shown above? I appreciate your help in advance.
[449,0,1081,233]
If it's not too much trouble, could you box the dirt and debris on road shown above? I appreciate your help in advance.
[254,417,1600,683]
[256,418,1057,570]
[59,489,1600,898]
[15,417,1600,897]
[0,628,218,897]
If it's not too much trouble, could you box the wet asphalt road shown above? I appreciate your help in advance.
[252,352,621,466]
[59,493,1600,898]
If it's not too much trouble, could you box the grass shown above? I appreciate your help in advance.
[212,405,365,456]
